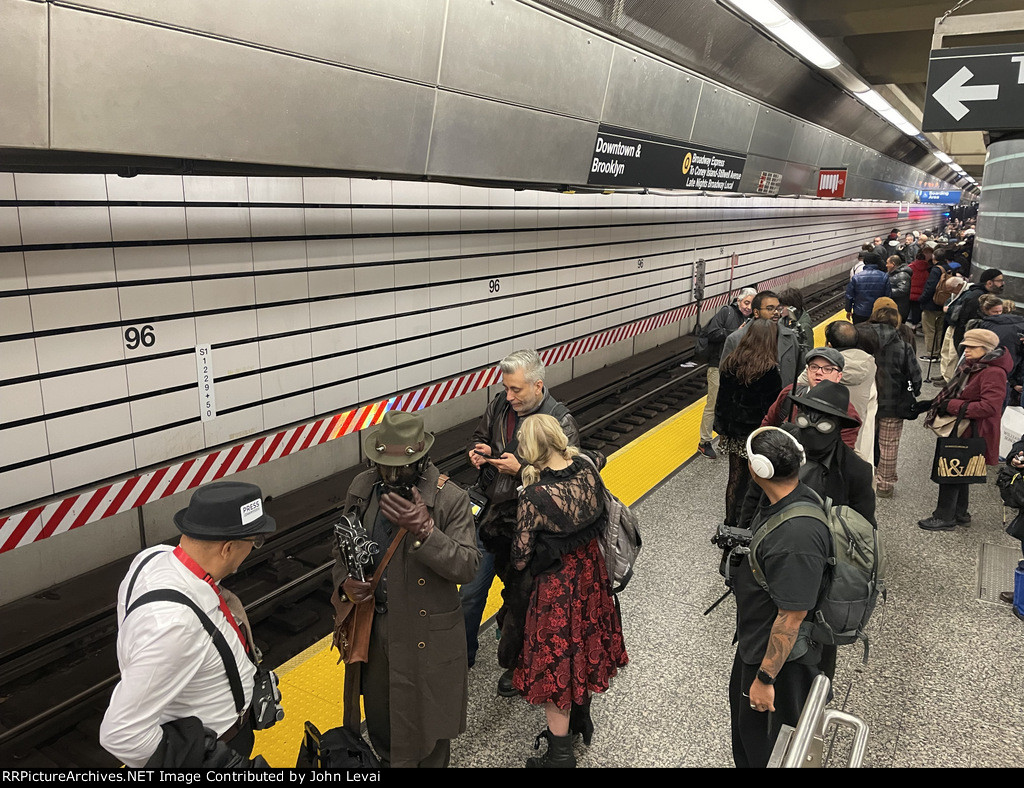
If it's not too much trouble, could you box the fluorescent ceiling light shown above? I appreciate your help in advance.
[728,0,841,69]
[934,151,953,164]
[855,89,892,113]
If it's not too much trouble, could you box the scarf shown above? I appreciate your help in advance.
[926,346,1004,425]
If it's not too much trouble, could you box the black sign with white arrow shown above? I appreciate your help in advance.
[923,43,1024,132]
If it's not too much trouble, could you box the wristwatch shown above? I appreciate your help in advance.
[756,668,776,686]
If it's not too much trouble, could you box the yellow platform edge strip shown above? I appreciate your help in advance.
[254,308,848,765]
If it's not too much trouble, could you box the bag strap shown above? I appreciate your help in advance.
[748,502,828,593]
[126,589,246,718]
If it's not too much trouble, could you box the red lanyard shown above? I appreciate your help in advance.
[173,546,250,654]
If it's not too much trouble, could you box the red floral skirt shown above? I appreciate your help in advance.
[512,537,628,709]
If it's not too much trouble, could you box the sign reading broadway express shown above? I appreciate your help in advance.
[588,125,746,192]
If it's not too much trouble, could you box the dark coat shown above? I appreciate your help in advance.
[469,389,579,508]
[888,262,912,314]
[952,284,990,347]
[714,366,783,440]
[702,302,747,366]
[336,464,479,767]
[863,322,922,418]
[846,266,892,318]
[738,435,876,529]
[977,313,1024,370]
[943,350,1013,465]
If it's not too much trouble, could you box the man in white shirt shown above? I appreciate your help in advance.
[100,481,277,767]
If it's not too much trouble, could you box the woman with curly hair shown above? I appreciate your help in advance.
[509,414,627,768]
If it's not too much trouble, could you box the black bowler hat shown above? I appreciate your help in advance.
[173,481,276,540]
[789,381,860,428]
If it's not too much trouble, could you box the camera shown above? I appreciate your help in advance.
[251,667,284,730]
[710,523,752,582]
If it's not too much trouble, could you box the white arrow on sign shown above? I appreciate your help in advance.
[933,66,1000,121]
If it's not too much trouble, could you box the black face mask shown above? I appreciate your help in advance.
[376,461,423,498]
[795,410,841,456]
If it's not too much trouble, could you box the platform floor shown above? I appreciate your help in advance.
[255,314,1024,767]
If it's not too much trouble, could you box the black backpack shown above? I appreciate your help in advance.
[296,721,379,769]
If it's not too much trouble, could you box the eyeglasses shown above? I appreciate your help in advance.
[807,364,839,374]
[240,535,265,549]
[795,413,837,433]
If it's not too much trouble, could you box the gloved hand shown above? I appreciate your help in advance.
[342,577,373,604]
[379,487,434,543]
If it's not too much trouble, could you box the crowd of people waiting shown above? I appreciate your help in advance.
[699,217,1024,765]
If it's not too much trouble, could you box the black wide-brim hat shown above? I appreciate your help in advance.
[363,410,435,467]
[788,380,861,428]
[173,481,276,540]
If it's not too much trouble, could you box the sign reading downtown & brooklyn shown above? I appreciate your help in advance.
[587,124,747,191]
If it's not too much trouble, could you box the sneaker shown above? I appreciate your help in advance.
[697,441,718,459]
[920,354,939,362]
[918,516,956,531]
[999,591,1015,605]
[876,488,893,498]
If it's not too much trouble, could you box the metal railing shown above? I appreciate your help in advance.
[768,674,870,768]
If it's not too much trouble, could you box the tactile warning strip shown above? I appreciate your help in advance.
[978,541,1020,604]
[252,307,849,764]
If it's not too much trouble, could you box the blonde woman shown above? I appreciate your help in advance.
[509,414,627,768]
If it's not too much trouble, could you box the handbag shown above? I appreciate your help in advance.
[926,398,971,438]
[295,720,379,769]
[931,405,988,485]
[330,530,407,664]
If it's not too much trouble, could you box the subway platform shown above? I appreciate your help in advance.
[254,315,1024,768]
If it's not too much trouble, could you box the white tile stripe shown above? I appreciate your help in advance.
[0,253,854,554]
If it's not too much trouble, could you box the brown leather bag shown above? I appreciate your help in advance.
[330,530,406,664]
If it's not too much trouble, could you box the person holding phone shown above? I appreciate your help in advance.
[462,350,579,694]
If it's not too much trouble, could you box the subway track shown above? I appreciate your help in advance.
[0,274,847,767]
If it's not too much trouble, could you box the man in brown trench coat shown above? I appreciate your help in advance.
[333,411,479,767]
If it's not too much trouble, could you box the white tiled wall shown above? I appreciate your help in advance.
[0,171,945,510]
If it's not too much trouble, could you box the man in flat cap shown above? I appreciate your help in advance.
[101,481,278,767]
[334,410,479,767]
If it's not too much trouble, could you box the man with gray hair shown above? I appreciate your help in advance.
[462,349,579,692]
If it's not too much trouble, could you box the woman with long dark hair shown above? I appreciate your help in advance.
[714,319,783,526]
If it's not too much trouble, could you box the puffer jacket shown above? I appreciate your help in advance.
[888,262,912,314]
[846,266,892,318]
[909,258,932,302]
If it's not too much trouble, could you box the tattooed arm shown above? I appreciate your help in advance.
[748,608,808,711]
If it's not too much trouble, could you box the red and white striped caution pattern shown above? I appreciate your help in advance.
[0,255,849,555]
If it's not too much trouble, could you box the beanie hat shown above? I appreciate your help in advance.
[980,268,1003,284]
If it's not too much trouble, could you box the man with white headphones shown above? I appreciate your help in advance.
[729,427,831,769]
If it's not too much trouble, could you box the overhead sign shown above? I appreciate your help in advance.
[918,190,962,204]
[588,125,746,192]
[817,168,848,198]
[923,43,1024,131]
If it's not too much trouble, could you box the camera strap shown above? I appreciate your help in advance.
[126,588,246,720]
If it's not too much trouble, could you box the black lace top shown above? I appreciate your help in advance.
[513,457,606,572]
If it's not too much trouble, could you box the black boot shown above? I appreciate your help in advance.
[525,729,576,768]
[568,699,594,746]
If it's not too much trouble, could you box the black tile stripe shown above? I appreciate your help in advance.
[0,206,896,296]
[0,216,876,385]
